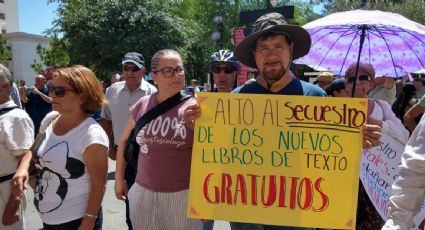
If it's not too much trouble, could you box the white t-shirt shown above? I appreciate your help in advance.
[0,100,34,176]
[34,111,109,224]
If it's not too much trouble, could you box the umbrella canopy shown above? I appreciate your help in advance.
[414,68,425,74]
[295,10,425,78]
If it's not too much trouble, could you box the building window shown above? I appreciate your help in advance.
[1,29,5,34]
[0,13,5,20]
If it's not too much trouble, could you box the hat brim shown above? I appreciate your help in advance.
[122,60,144,68]
[317,75,334,82]
[235,25,311,68]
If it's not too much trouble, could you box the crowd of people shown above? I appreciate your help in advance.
[1,10,425,230]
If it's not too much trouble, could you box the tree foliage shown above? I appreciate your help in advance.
[48,0,190,80]
[31,37,70,74]
[321,0,425,24]
[0,35,11,66]
[46,0,323,83]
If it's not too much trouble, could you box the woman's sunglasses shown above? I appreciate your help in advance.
[48,86,75,98]
[346,75,370,83]
[212,65,235,74]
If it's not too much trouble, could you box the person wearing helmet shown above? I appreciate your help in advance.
[202,50,240,230]
[208,49,240,93]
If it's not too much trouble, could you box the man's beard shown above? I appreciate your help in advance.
[262,62,286,82]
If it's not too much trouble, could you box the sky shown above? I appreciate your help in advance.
[17,1,323,36]
[18,0,59,36]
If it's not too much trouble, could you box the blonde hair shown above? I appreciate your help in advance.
[52,65,107,114]
[344,62,375,80]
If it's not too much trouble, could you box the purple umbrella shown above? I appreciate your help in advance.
[295,10,425,95]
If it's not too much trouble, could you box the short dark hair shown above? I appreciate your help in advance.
[253,30,292,50]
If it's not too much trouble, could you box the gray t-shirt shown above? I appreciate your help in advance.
[101,80,157,145]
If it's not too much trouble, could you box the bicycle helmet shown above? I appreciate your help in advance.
[209,49,241,71]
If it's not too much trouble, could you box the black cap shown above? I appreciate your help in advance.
[122,52,145,68]
[325,78,346,95]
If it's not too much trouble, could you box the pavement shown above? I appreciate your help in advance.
[24,158,230,230]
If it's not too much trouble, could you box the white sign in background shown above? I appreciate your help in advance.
[360,134,425,229]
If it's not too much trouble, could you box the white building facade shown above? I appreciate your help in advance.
[0,0,19,34]
[5,32,49,85]
[1,1,50,85]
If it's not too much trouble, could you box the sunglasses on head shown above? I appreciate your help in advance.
[346,75,370,83]
[122,65,141,72]
[212,65,235,74]
[48,86,75,98]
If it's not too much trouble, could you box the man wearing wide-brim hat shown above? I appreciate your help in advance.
[234,12,325,96]
[231,12,382,230]
[232,14,325,230]
[184,12,383,230]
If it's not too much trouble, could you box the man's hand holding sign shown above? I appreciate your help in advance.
[186,92,370,229]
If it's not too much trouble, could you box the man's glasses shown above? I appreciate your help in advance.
[153,67,185,78]
[346,75,370,83]
[122,65,141,72]
[48,86,75,98]
[212,65,235,74]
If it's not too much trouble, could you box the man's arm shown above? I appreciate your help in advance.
[384,77,395,89]
[100,119,116,160]
[33,88,52,103]
[404,103,425,133]
[19,88,28,103]
[2,150,31,226]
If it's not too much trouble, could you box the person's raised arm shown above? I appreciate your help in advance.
[404,103,425,133]
[384,77,395,89]
[33,88,52,104]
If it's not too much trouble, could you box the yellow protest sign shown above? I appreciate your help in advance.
[187,92,368,229]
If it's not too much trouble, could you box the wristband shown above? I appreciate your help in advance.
[85,213,97,219]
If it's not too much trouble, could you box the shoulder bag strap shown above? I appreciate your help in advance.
[133,90,191,135]
[0,106,19,116]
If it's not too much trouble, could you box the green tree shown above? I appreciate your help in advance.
[282,1,322,25]
[0,35,11,66]
[47,0,322,83]
[49,0,191,80]
[153,0,242,84]
[31,37,70,74]
[321,0,425,24]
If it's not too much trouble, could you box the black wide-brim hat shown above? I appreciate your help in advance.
[235,12,311,68]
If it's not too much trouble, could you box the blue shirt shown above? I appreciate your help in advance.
[233,76,326,97]
[25,87,52,134]
[230,75,325,230]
